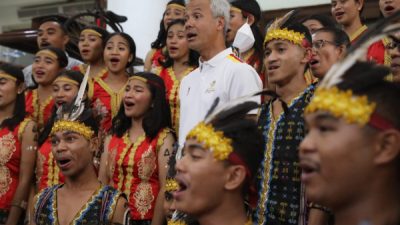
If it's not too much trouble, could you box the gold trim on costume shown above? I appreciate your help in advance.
[264,28,305,46]
[231,6,242,13]
[186,122,233,161]
[167,3,185,11]
[0,73,17,82]
[50,120,94,140]
[36,49,58,61]
[53,77,79,86]
[349,25,367,43]
[165,178,179,192]
[305,87,376,125]
[81,28,103,37]
[167,220,187,225]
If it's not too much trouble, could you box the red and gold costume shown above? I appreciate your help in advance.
[35,138,64,191]
[156,66,195,134]
[25,90,54,130]
[149,48,167,74]
[88,73,125,133]
[350,25,390,66]
[107,128,170,220]
[0,118,31,211]
[72,64,108,79]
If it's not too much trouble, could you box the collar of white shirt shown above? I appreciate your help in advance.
[198,48,233,71]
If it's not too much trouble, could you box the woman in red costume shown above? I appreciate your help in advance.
[35,70,85,192]
[331,0,389,65]
[155,19,199,134]
[25,47,68,132]
[144,0,186,73]
[0,63,36,224]
[73,26,109,79]
[99,72,175,225]
[89,32,135,134]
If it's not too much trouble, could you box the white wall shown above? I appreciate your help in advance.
[258,0,330,11]
[108,0,169,62]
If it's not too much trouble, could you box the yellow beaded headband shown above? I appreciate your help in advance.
[167,220,187,225]
[231,6,242,13]
[81,28,102,37]
[167,3,185,11]
[305,87,376,126]
[165,178,179,192]
[53,77,79,86]
[186,122,233,160]
[36,49,58,61]
[51,120,94,140]
[264,28,306,46]
[0,73,17,82]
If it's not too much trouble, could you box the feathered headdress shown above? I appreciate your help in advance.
[50,66,95,139]
[305,11,400,129]
[263,10,311,48]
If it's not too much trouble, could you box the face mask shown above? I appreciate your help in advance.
[232,21,255,54]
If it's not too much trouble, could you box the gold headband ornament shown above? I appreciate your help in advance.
[167,3,185,11]
[264,28,306,46]
[81,29,102,37]
[305,87,376,125]
[36,49,58,61]
[51,120,94,140]
[0,73,17,82]
[186,122,233,161]
[231,7,242,13]
[53,77,79,86]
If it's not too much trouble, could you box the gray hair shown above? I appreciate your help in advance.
[186,0,230,34]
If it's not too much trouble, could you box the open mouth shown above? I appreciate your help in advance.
[335,11,345,18]
[173,175,188,200]
[110,57,120,65]
[81,49,90,54]
[186,32,197,41]
[299,159,320,182]
[169,46,179,52]
[385,5,395,12]
[40,42,50,48]
[124,101,135,108]
[56,100,66,106]
[310,59,320,66]
[268,65,280,71]
[35,70,45,76]
[57,158,72,169]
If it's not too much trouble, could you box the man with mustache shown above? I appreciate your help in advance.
[23,17,82,88]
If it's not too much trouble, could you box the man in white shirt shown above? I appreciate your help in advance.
[179,0,262,147]
[23,17,82,87]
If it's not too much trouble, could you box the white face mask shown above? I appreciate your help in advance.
[232,21,255,54]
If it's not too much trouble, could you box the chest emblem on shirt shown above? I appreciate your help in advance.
[206,80,216,93]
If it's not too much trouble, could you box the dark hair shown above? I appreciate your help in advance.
[160,19,200,68]
[37,46,68,68]
[81,26,110,47]
[38,70,85,146]
[301,14,337,29]
[38,16,68,33]
[231,0,262,22]
[112,72,172,139]
[150,0,185,49]
[0,63,26,130]
[105,32,136,67]
[315,27,351,49]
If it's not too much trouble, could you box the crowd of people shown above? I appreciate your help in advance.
[0,0,399,224]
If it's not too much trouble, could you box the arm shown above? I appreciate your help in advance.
[6,121,37,225]
[308,208,330,225]
[144,49,156,72]
[28,194,39,225]
[111,196,129,225]
[151,132,175,225]
[98,135,112,185]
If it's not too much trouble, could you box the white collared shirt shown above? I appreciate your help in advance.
[178,48,262,147]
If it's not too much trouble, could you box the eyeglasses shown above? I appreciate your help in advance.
[312,40,337,50]
[386,41,400,51]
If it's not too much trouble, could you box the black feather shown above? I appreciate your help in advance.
[204,97,220,119]
[209,101,259,126]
